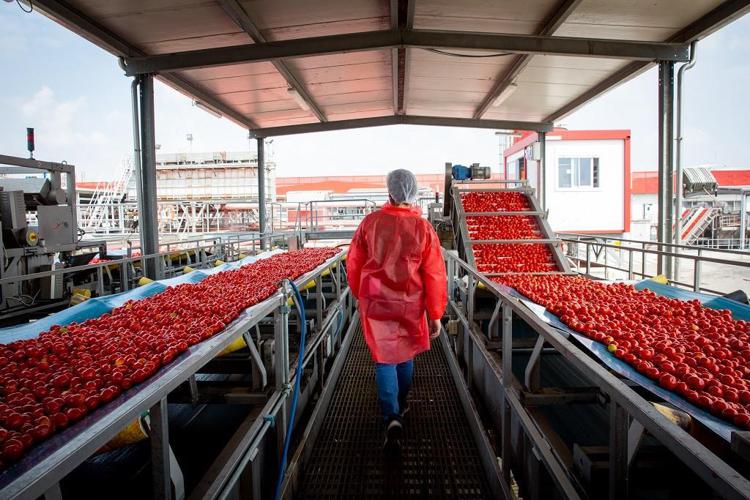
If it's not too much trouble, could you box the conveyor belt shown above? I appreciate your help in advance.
[299,327,492,499]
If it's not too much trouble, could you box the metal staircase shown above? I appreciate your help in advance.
[79,157,134,233]
[681,207,719,245]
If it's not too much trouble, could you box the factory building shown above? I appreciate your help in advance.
[503,129,631,235]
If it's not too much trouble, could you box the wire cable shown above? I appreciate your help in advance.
[16,0,33,13]
[273,279,308,500]
[422,47,514,58]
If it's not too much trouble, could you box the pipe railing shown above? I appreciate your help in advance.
[0,232,294,296]
[559,233,750,295]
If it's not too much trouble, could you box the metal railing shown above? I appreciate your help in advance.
[0,232,294,305]
[443,249,750,500]
[559,233,750,295]
[293,198,378,236]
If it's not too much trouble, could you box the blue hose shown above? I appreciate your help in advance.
[273,280,307,500]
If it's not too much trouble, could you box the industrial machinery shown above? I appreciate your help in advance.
[0,153,106,321]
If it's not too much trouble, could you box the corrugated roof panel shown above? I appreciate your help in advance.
[38,0,746,132]
[557,0,722,41]
[71,0,247,54]
[308,77,392,97]
[192,72,289,95]
[414,0,559,34]
[177,62,280,82]
[237,0,389,40]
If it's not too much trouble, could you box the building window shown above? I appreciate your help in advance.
[558,157,600,189]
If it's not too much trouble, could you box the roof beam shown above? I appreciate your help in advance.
[543,0,750,123]
[123,29,690,76]
[218,0,326,122]
[473,0,583,119]
[250,115,553,137]
[32,0,257,129]
[391,0,415,115]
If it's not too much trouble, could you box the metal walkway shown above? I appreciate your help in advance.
[298,327,493,499]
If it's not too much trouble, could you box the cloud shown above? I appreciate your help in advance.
[19,86,108,147]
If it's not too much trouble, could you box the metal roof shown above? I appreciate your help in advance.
[34,0,750,136]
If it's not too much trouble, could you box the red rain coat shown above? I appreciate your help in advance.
[347,203,448,364]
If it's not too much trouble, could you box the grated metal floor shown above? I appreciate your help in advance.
[298,327,492,499]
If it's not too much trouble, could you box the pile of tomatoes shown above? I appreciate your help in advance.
[462,191,557,274]
[0,247,339,469]
[467,215,541,240]
[474,244,557,273]
[497,274,750,429]
[461,191,531,212]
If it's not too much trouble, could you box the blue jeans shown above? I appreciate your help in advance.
[374,360,414,421]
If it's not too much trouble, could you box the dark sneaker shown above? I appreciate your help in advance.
[383,418,403,454]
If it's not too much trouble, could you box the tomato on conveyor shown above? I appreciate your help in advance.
[0,247,340,469]
[473,244,557,273]
[461,191,531,212]
[496,274,750,430]
[466,215,541,240]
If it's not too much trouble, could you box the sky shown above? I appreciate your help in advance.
[0,4,749,181]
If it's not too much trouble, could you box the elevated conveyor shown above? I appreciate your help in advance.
[448,180,571,276]
[283,319,504,499]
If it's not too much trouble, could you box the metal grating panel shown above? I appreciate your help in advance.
[299,330,491,499]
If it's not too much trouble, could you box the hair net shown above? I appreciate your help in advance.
[386,169,419,204]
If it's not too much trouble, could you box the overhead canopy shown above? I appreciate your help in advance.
[34,0,749,136]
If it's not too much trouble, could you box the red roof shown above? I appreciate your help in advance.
[504,128,631,157]
[713,169,750,187]
[631,169,750,194]
[631,172,658,194]
[276,174,447,196]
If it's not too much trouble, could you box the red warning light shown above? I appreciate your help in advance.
[27,128,35,158]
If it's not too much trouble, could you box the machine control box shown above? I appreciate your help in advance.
[37,205,76,249]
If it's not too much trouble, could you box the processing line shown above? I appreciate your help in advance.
[0,250,351,500]
[441,177,750,499]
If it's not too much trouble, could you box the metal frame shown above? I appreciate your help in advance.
[136,74,160,279]
[444,249,750,500]
[0,251,348,500]
[256,138,268,250]
[391,0,414,115]
[35,0,749,139]
[122,29,690,76]
[250,114,553,137]
[657,61,675,278]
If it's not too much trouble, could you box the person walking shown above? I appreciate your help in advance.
[346,169,448,453]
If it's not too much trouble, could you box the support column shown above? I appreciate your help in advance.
[539,131,547,211]
[257,137,268,250]
[741,192,747,250]
[657,62,675,278]
[138,74,160,279]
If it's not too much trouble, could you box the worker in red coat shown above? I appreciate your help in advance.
[347,169,448,452]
